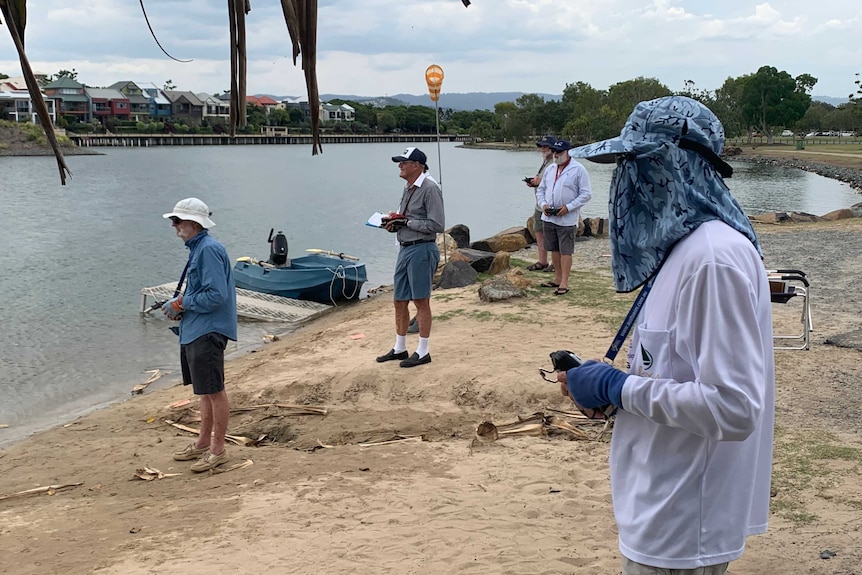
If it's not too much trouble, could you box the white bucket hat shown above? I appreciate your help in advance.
[163,197,216,228]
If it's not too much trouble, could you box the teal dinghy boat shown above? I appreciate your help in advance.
[233,230,367,304]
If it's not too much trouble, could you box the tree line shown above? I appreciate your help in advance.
[5,66,861,143]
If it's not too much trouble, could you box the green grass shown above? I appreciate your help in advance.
[770,427,862,525]
[432,260,634,331]
[523,268,635,330]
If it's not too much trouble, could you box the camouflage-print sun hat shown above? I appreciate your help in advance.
[569,96,760,293]
[569,95,728,170]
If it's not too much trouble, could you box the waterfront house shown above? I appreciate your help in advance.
[108,81,151,121]
[140,84,172,120]
[85,87,130,125]
[281,96,310,120]
[43,76,90,123]
[164,91,205,125]
[0,88,57,125]
[247,95,280,116]
[197,93,230,123]
[321,102,355,122]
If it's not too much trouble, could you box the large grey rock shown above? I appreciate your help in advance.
[477,274,527,302]
[437,260,478,289]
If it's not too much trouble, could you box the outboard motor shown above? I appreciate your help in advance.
[267,228,289,266]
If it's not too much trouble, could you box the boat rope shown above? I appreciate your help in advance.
[327,265,361,305]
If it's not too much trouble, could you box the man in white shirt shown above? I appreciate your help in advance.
[534,139,592,295]
[564,96,775,575]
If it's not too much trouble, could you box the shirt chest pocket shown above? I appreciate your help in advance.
[629,326,672,379]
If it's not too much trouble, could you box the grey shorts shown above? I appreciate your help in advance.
[394,241,440,301]
[532,208,544,233]
[180,332,228,395]
[621,556,729,575]
[542,221,575,255]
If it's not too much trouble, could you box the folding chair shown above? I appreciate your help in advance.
[767,269,812,350]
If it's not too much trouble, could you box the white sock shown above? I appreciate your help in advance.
[417,337,430,357]
[394,335,407,353]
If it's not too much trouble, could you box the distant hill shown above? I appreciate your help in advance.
[386,92,561,111]
[257,92,562,111]
[261,91,849,111]
[812,95,850,107]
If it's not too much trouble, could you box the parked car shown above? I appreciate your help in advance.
[780,130,793,137]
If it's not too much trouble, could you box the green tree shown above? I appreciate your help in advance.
[677,80,715,107]
[850,73,862,104]
[740,66,816,143]
[245,103,266,128]
[287,108,305,125]
[55,68,77,81]
[607,77,672,125]
[712,75,749,139]
[494,101,519,141]
[0,71,8,80]
[267,107,291,126]
[404,105,437,133]
[561,81,610,143]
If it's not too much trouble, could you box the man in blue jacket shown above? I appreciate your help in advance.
[162,197,238,472]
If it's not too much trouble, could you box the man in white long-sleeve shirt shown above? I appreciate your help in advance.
[564,96,775,575]
[534,138,592,295]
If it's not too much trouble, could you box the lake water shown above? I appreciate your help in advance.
[0,142,858,446]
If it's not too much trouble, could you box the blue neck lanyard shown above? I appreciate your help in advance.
[605,277,654,363]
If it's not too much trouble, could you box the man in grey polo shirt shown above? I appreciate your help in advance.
[376,147,445,368]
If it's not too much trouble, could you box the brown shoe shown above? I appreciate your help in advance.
[173,443,208,461]
[190,450,229,472]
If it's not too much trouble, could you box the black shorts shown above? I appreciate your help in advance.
[180,332,228,395]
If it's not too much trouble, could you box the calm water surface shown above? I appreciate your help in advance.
[0,142,858,445]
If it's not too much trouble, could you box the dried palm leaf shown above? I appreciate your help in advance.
[211,458,254,474]
[132,467,182,481]
[357,435,423,447]
[163,419,261,446]
[0,0,71,184]
[0,482,83,502]
[230,403,328,415]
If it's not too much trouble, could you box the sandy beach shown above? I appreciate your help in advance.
[3,153,862,573]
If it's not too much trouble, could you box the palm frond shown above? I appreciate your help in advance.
[0,0,71,185]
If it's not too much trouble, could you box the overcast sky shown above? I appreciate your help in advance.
[2,0,859,100]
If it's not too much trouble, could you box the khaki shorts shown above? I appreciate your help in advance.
[532,208,544,233]
[621,556,729,575]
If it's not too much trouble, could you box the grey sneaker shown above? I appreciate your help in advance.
[190,450,229,472]
[173,443,209,461]
[407,316,419,334]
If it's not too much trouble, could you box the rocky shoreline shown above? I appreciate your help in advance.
[729,151,862,191]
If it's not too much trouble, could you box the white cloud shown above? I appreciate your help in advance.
[1,0,859,99]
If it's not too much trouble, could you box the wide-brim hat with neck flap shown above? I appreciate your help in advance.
[568,95,732,177]
[163,197,216,228]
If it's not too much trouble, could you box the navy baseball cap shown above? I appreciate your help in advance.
[535,135,556,147]
[391,147,427,165]
[549,139,571,152]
